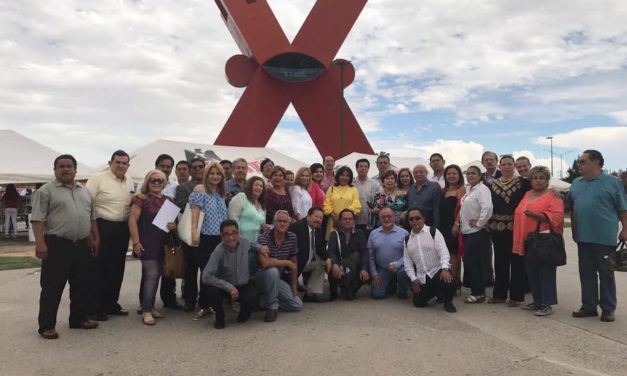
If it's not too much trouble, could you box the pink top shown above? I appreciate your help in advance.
[309,182,325,208]
[512,191,564,255]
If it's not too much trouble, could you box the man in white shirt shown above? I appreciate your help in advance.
[428,153,446,189]
[155,154,177,199]
[353,158,379,234]
[404,207,457,312]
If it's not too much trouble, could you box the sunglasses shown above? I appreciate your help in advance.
[408,216,423,222]
[149,179,164,185]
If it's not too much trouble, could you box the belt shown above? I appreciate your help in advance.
[45,234,88,244]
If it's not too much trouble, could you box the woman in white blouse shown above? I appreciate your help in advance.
[458,165,493,304]
[290,167,314,220]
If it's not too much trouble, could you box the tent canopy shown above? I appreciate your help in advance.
[0,129,92,184]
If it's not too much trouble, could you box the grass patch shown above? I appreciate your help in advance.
[0,256,41,271]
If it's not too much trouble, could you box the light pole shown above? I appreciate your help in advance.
[334,59,351,158]
[546,136,554,178]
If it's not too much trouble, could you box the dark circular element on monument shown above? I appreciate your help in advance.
[262,52,325,82]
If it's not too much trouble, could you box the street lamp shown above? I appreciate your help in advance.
[546,136,554,178]
[334,59,351,158]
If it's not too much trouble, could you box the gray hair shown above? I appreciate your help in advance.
[529,166,551,181]
[273,210,290,221]
[232,158,247,166]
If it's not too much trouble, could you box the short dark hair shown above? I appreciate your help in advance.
[499,154,515,164]
[260,158,274,171]
[220,160,232,167]
[339,208,355,219]
[110,150,129,161]
[309,163,324,182]
[190,157,205,167]
[334,166,354,186]
[175,160,190,168]
[376,153,390,163]
[382,169,397,182]
[481,151,497,162]
[220,219,239,233]
[244,176,266,210]
[404,207,425,228]
[54,154,77,168]
[355,158,370,169]
[307,207,324,216]
[583,149,604,168]
[155,154,174,168]
[466,165,483,178]
[515,156,531,164]
[429,153,444,162]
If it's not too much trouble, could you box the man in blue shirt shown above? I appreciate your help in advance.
[568,150,627,322]
[368,207,410,299]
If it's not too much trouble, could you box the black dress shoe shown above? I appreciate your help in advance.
[444,302,457,313]
[572,308,598,318]
[88,313,109,322]
[600,310,615,322]
[163,302,183,310]
[214,317,226,329]
[303,294,328,303]
[237,311,251,323]
[39,328,59,339]
[69,320,99,329]
[264,309,277,322]
[107,309,129,316]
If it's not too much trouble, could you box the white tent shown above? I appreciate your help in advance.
[98,139,310,183]
[0,129,93,184]
[335,152,429,177]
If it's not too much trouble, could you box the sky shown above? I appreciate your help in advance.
[2,0,626,175]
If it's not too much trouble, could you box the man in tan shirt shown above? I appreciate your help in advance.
[86,150,135,320]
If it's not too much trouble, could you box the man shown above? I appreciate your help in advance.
[406,164,441,228]
[319,155,336,192]
[429,153,446,188]
[327,209,369,300]
[220,160,233,181]
[154,154,181,310]
[569,150,627,322]
[175,160,190,184]
[260,158,274,182]
[368,207,410,299]
[289,207,331,302]
[226,158,248,198]
[174,157,208,314]
[373,152,391,185]
[481,151,501,184]
[200,220,258,329]
[353,158,380,234]
[155,154,177,199]
[403,207,457,313]
[31,154,100,339]
[255,210,303,322]
[515,156,532,179]
[86,150,134,320]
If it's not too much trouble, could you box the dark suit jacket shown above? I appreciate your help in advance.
[174,179,201,211]
[289,218,328,276]
[482,169,502,183]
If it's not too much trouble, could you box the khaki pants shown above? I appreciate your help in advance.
[302,258,326,294]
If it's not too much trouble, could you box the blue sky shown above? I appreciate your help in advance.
[1,0,626,172]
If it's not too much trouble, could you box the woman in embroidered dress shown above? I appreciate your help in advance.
[487,155,531,306]
[228,176,266,244]
[129,170,176,325]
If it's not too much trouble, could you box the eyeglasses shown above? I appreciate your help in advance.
[408,216,423,222]
[149,179,164,185]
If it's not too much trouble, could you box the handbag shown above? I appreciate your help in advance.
[524,216,566,266]
[177,203,204,246]
[608,242,627,272]
[163,233,186,278]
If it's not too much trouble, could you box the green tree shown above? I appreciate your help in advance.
[563,156,581,183]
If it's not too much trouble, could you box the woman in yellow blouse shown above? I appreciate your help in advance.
[323,166,361,239]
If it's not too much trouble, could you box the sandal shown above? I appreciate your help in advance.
[464,295,485,304]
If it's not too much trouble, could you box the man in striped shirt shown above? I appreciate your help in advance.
[254,210,303,322]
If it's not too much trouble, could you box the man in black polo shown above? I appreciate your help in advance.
[31,154,100,339]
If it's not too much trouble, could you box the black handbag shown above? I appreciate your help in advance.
[524,216,566,267]
[608,242,627,272]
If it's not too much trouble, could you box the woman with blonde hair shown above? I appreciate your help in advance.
[128,169,176,325]
[187,162,228,320]
[290,167,314,220]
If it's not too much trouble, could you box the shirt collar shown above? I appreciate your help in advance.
[53,179,82,189]
[107,169,127,182]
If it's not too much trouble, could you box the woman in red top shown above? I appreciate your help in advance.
[2,184,21,238]
[513,166,564,317]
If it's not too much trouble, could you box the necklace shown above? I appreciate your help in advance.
[499,176,515,184]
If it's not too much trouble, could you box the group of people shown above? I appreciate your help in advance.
[31,148,626,338]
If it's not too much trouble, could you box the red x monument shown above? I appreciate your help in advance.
[213,0,374,158]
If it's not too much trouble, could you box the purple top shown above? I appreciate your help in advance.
[132,194,169,260]
[265,188,295,224]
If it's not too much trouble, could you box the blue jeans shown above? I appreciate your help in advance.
[463,230,489,296]
[525,257,557,306]
[577,242,616,312]
[371,266,409,299]
[254,267,302,311]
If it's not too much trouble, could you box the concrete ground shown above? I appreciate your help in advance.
[0,228,625,376]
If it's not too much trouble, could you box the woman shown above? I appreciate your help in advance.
[188,162,228,320]
[439,164,465,287]
[285,170,295,189]
[323,166,361,239]
[264,166,296,224]
[128,170,176,325]
[397,168,414,196]
[307,163,325,209]
[228,176,267,244]
[290,167,313,220]
[459,165,493,304]
[2,184,20,238]
[370,170,407,226]
[487,155,531,306]
[513,166,564,316]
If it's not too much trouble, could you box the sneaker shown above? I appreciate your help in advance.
[142,312,156,325]
[521,302,538,311]
[264,309,277,323]
[192,308,213,321]
[443,301,457,313]
[534,305,553,316]
[151,309,164,319]
[464,295,485,304]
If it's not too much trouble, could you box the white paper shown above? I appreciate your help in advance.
[152,200,181,232]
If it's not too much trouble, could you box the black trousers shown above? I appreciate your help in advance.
[412,270,456,306]
[38,236,90,332]
[90,219,130,314]
[463,230,489,296]
[329,251,364,297]
[200,281,257,319]
[492,230,525,301]
[484,232,495,284]
[183,234,220,308]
